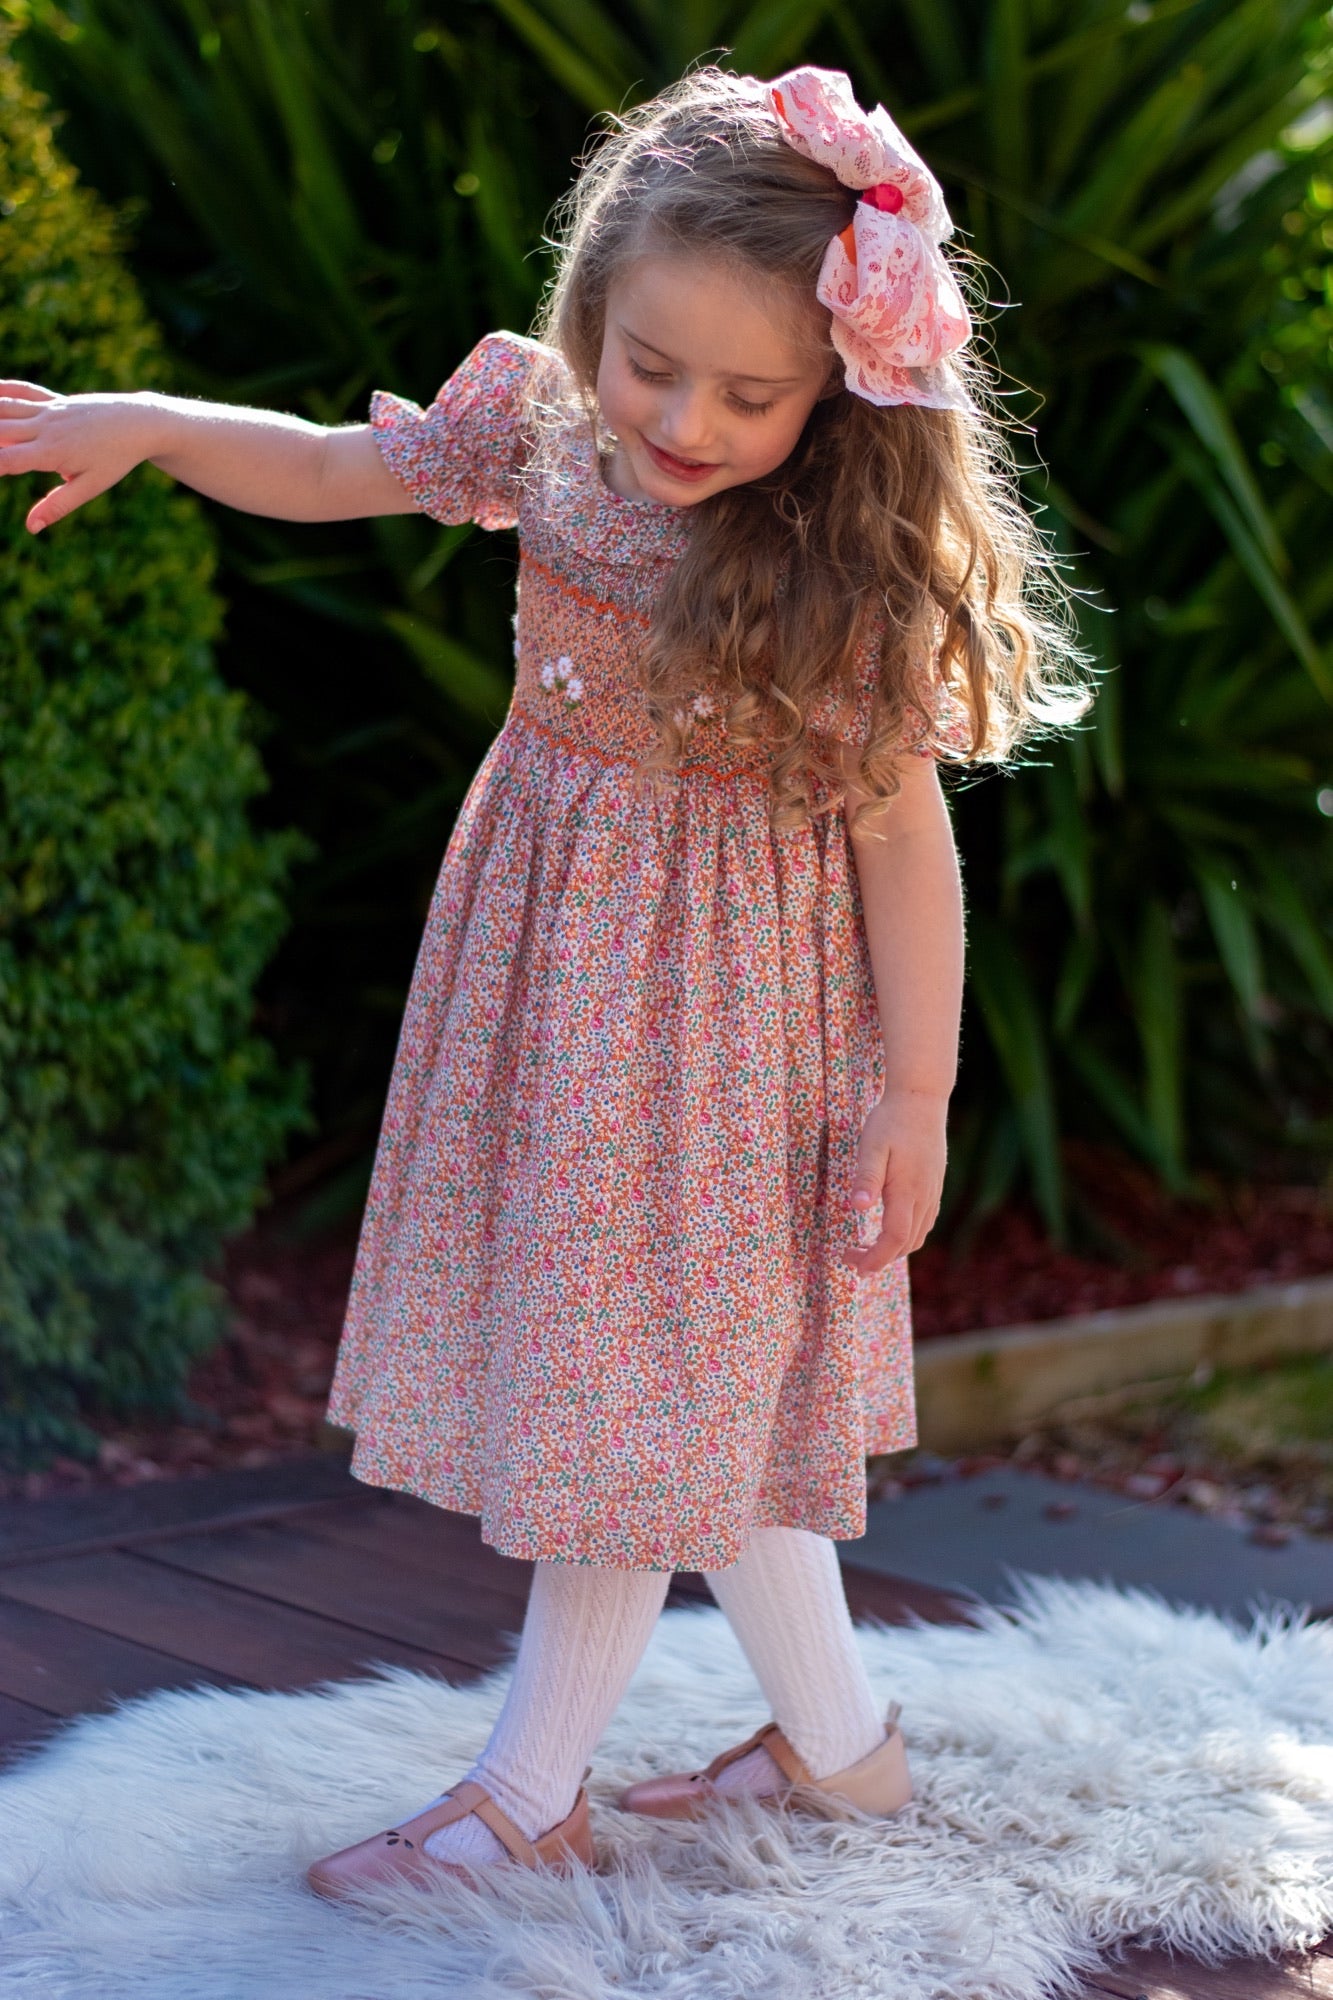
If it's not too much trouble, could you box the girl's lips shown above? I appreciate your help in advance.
[643,437,718,483]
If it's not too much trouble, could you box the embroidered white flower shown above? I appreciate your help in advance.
[674,690,721,729]
[540,655,584,705]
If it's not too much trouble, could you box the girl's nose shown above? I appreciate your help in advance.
[658,389,713,455]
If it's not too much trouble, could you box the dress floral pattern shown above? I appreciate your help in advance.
[325,331,960,1570]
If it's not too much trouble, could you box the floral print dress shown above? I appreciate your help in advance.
[325,330,957,1571]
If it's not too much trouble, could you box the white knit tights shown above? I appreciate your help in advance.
[419,1526,886,1865]
[701,1524,887,1798]
[422,1560,669,1864]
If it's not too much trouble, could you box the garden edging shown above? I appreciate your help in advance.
[912,1275,1333,1453]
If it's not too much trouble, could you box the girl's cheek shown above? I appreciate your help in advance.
[602,367,647,437]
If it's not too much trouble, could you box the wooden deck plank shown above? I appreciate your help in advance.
[1084,1948,1333,1997]
[256,1492,535,1612]
[0,1549,481,1692]
[0,1593,242,1714]
[840,1560,979,1627]
[0,1453,357,1568]
[219,1489,723,1622]
[0,1690,60,1754]
[139,1515,526,1669]
[279,1494,974,1625]
[666,1562,976,1626]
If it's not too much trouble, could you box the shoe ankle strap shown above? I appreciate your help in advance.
[702,1721,812,1789]
[435,1780,539,1867]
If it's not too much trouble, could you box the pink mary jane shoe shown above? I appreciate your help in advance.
[619,1710,912,1822]
[306,1778,595,1901]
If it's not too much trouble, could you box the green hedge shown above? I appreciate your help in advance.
[0,37,306,1466]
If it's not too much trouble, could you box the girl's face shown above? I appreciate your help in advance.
[597,253,832,507]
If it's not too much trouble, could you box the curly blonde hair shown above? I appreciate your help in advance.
[533,65,1088,834]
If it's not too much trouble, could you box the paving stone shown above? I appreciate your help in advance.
[840,1467,1333,1618]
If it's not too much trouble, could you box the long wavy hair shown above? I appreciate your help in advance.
[533,66,1088,834]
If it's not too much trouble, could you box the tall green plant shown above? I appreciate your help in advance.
[11,0,1333,1238]
[0,33,305,1463]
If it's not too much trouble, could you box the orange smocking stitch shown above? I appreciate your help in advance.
[521,550,652,628]
[510,701,769,784]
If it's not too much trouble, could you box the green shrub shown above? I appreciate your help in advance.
[0,36,306,1466]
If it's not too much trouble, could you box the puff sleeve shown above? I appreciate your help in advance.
[368,330,546,531]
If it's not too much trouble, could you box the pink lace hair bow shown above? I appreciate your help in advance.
[769,66,972,411]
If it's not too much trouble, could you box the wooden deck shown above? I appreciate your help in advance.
[0,1451,1327,2000]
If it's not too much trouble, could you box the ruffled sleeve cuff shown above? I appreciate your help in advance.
[369,329,550,532]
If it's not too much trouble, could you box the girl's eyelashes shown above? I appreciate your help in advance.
[625,354,775,418]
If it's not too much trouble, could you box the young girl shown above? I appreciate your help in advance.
[2,64,1079,1895]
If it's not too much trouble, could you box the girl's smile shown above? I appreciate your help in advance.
[641,437,720,483]
[596,253,831,506]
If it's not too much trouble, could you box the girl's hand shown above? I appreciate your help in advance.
[0,379,411,526]
[840,1086,948,1275]
[0,380,159,533]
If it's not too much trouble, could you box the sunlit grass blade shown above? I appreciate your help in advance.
[483,0,635,109]
[984,0,1029,242]
[1167,435,1333,703]
[1129,900,1187,1189]
[967,916,1066,1239]
[383,612,513,727]
[1140,344,1287,570]
[728,0,835,78]
[1053,928,1098,1039]
[1193,857,1268,1061]
[1059,58,1208,244]
[1039,753,1094,929]
[895,0,966,92]
[245,2,362,263]
[1064,1039,1173,1177]
[931,152,1168,298]
[1252,852,1333,1016]
[1130,76,1309,255]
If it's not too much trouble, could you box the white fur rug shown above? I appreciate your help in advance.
[0,1578,1330,2000]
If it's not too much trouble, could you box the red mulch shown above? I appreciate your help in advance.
[3,1145,1329,1502]
[912,1147,1333,1337]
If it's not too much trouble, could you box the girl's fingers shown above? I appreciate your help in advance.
[0,422,41,443]
[879,1182,915,1257]
[0,442,51,474]
[912,1202,940,1254]
[27,469,107,533]
[844,1221,902,1272]
[0,380,57,402]
[845,1187,938,1271]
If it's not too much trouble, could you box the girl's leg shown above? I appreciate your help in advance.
[421,1560,670,1862]
[701,1524,886,1796]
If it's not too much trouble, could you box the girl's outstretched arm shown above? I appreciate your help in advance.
[0,379,415,533]
[839,751,965,1276]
